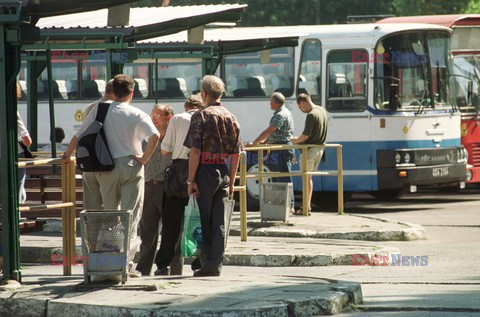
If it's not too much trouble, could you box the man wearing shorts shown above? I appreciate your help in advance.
[291,93,328,214]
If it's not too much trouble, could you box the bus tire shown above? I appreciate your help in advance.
[369,189,404,200]
[246,163,272,211]
[311,191,352,212]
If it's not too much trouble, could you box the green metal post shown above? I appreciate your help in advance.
[46,50,57,157]
[0,24,22,282]
[154,58,158,104]
[106,49,124,80]
[27,55,46,151]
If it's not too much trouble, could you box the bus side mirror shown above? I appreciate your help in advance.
[389,83,400,111]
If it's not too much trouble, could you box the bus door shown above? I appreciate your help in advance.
[295,39,324,191]
[324,49,371,192]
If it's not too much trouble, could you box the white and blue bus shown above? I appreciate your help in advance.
[18,23,467,206]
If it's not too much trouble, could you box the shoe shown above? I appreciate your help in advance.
[191,257,202,271]
[193,269,220,277]
[128,268,141,278]
[293,208,311,216]
[154,267,170,276]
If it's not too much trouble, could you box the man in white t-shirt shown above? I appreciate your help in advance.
[153,94,203,276]
[63,74,159,277]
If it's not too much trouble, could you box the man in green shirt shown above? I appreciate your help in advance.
[291,93,328,214]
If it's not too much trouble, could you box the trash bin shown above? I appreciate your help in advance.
[79,209,132,284]
[260,182,292,222]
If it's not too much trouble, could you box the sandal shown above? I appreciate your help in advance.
[292,208,311,216]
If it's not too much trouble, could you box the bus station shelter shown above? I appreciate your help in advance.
[1,1,246,283]
[2,2,299,283]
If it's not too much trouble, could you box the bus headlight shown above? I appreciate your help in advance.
[404,152,411,164]
[457,148,468,164]
[466,169,473,181]
[395,152,401,164]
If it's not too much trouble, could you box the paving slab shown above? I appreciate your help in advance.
[0,265,362,316]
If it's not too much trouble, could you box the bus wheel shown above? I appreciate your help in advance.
[246,164,272,211]
[311,192,352,212]
[369,189,404,200]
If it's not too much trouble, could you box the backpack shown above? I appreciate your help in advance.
[76,102,114,172]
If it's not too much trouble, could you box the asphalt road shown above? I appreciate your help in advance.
[223,186,480,316]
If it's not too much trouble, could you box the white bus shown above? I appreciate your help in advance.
[18,23,467,207]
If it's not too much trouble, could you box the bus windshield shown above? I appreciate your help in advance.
[451,55,480,114]
[375,31,452,112]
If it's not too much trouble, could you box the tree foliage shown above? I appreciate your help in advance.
[133,0,476,25]
[466,0,480,13]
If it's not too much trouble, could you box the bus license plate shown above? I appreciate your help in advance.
[432,167,449,177]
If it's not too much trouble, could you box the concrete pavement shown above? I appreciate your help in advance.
[0,211,428,315]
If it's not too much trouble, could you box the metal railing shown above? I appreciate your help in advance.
[232,151,248,241]
[18,157,77,276]
[234,144,343,242]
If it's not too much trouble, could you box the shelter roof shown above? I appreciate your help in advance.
[34,4,247,43]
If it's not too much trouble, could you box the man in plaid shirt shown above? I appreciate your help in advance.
[248,92,295,211]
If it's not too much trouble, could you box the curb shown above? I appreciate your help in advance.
[229,214,427,241]
[349,214,427,241]
[21,244,400,268]
[223,247,400,267]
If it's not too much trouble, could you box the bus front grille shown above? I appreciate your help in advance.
[472,143,480,167]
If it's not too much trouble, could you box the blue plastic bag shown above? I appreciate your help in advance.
[181,194,202,257]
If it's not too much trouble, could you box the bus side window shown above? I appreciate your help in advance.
[326,49,367,112]
[134,78,148,98]
[55,80,69,100]
[223,47,294,98]
[82,79,102,99]
[297,39,322,99]
[272,75,292,96]
[155,78,185,98]
[66,79,77,99]
[231,76,248,97]
[188,76,200,94]
[18,80,27,100]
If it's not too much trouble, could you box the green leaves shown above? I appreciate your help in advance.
[132,0,476,25]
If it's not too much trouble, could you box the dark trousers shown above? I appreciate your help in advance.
[136,181,165,276]
[154,194,188,275]
[195,163,229,273]
[266,148,295,208]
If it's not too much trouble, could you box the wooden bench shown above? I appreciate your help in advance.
[22,165,83,219]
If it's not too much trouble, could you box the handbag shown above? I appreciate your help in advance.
[164,159,189,198]
[18,141,34,159]
[181,194,202,257]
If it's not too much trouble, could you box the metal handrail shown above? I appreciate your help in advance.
[234,144,343,242]
[232,151,248,241]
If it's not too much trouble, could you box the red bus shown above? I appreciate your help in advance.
[379,15,480,184]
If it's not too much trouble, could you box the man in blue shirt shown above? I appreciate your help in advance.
[248,92,295,211]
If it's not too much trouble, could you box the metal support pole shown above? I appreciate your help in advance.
[154,58,158,104]
[257,149,264,213]
[239,152,247,242]
[61,158,77,275]
[106,49,124,80]
[46,50,57,157]
[0,24,22,282]
[337,145,344,215]
[26,57,44,151]
[301,146,309,216]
